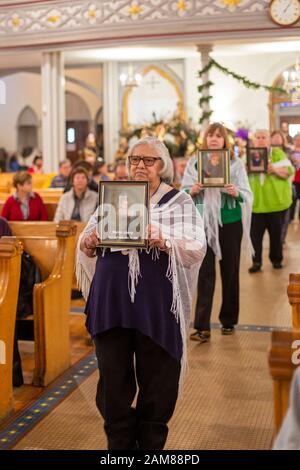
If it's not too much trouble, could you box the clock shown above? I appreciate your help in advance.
[269,0,300,26]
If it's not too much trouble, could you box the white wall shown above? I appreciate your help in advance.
[0,72,42,152]
[0,51,298,154]
[0,68,102,153]
[196,51,299,131]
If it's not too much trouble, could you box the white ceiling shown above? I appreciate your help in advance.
[1,38,300,71]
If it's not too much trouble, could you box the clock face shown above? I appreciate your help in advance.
[269,0,300,26]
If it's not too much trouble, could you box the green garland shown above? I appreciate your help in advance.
[198,58,286,125]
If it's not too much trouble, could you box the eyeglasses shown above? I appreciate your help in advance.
[128,155,161,167]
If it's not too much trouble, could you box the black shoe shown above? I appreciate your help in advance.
[221,326,235,335]
[273,262,283,269]
[248,263,261,273]
[190,330,211,343]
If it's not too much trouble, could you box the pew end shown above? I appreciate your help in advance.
[8,221,77,387]
[268,329,300,434]
[287,273,300,329]
[0,238,23,419]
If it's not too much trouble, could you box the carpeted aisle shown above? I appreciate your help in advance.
[5,223,299,450]
[12,328,273,450]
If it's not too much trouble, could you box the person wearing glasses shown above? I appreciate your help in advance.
[248,130,294,273]
[76,136,206,450]
[182,122,253,342]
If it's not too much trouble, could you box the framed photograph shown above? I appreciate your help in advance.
[98,181,149,248]
[198,149,230,187]
[247,147,268,174]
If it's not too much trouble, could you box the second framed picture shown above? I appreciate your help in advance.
[198,149,230,187]
[98,181,149,249]
[246,147,268,174]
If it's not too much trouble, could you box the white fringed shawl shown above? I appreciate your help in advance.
[181,155,253,260]
[76,183,207,388]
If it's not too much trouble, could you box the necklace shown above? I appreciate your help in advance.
[150,181,162,199]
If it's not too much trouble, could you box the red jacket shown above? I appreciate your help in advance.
[1,193,48,221]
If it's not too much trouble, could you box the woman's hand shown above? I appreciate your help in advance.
[224,184,239,198]
[190,183,204,197]
[268,165,289,179]
[147,224,166,250]
[81,230,100,257]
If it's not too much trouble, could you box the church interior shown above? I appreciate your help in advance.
[0,0,300,453]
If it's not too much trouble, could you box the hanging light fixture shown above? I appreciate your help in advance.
[282,59,300,95]
[119,63,142,88]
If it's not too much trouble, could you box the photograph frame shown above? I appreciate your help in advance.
[98,180,149,249]
[198,149,230,187]
[247,147,268,174]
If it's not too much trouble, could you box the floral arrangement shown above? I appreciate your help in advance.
[119,112,201,159]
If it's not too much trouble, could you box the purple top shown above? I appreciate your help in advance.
[84,188,182,362]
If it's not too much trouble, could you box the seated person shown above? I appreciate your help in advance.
[1,171,48,221]
[114,160,128,181]
[28,155,44,174]
[54,167,98,222]
[63,160,94,193]
[96,161,111,182]
[50,159,72,188]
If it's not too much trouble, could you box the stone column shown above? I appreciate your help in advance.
[184,57,202,124]
[41,51,65,172]
[103,62,119,165]
[197,44,213,131]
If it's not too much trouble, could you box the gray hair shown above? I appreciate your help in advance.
[127,136,174,184]
[255,129,270,137]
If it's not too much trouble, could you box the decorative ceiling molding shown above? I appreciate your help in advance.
[0,0,298,51]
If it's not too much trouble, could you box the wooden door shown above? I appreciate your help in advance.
[66,120,89,164]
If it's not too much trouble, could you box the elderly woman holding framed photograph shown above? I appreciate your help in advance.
[76,136,206,451]
[182,122,253,343]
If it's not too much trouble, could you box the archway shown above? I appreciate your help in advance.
[17,105,39,153]
[65,91,91,163]
[121,64,184,130]
[269,67,300,135]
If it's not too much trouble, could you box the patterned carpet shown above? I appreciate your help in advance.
[8,328,273,450]
[2,224,299,450]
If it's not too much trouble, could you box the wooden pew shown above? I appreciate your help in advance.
[268,330,300,434]
[0,238,23,419]
[9,220,86,290]
[287,273,300,328]
[6,221,77,386]
[268,272,300,435]
[9,221,59,238]
[0,173,57,191]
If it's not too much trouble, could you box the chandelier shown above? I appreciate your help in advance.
[119,63,142,88]
[282,60,300,95]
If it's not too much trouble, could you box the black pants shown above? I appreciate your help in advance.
[250,211,285,265]
[94,328,181,450]
[194,220,243,331]
[290,182,300,221]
